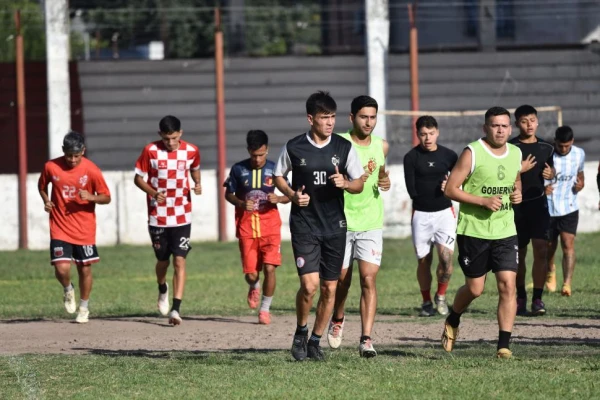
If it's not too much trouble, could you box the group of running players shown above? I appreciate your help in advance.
[38,91,593,361]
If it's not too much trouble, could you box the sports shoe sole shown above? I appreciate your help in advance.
[442,322,459,352]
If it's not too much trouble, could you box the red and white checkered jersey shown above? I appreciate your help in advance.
[135,139,201,227]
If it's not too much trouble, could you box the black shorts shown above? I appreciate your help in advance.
[549,210,579,240]
[513,196,550,248]
[457,235,518,278]
[50,239,99,266]
[291,232,346,281]
[148,224,192,261]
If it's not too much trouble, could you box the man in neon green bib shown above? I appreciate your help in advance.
[326,95,390,358]
[441,107,523,359]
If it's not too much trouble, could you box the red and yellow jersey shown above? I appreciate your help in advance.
[38,157,111,245]
[224,159,282,238]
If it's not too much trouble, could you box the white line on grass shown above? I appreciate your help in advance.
[7,355,44,400]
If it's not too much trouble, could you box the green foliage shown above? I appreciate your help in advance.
[0,1,46,62]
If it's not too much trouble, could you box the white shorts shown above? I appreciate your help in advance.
[411,207,457,259]
[342,229,383,269]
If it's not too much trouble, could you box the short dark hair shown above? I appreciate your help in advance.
[555,125,574,143]
[306,91,337,116]
[350,95,378,115]
[159,115,181,133]
[514,105,537,121]
[246,130,268,151]
[415,115,438,131]
[62,131,85,153]
[485,107,511,123]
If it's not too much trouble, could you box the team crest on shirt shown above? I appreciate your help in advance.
[79,175,88,187]
[365,158,377,173]
[158,160,167,169]
[177,160,186,171]
[296,257,305,269]
[331,155,340,166]
[428,162,435,167]
[52,175,59,182]
[53,247,64,257]
[264,176,273,187]
[300,158,307,166]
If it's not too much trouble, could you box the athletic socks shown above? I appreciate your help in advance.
[533,288,544,301]
[446,307,462,328]
[80,299,89,309]
[295,324,308,336]
[437,282,449,297]
[64,283,74,292]
[171,298,182,312]
[516,285,527,299]
[421,290,432,303]
[158,282,167,294]
[251,281,260,290]
[498,330,512,350]
[259,295,273,312]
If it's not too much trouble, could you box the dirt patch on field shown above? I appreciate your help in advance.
[1,314,598,355]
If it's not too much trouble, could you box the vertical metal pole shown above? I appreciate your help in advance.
[15,10,28,249]
[408,3,420,147]
[214,8,227,242]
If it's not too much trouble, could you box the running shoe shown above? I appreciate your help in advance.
[561,284,571,297]
[327,317,345,349]
[434,294,449,316]
[157,283,169,316]
[291,334,308,361]
[441,321,459,352]
[419,301,436,317]
[531,299,546,316]
[496,348,513,359]
[75,307,89,324]
[359,339,377,358]
[64,285,76,314]
[247,288,260,309]
[168,310,182,325]
[258,311,271,325]
[545,269,557,292]
[307,342,325,361]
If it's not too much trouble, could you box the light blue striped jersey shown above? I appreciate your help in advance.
[546,145,585,217]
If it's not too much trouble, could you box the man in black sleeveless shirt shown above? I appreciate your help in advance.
[508,105,555,316]
[274,91,364,361]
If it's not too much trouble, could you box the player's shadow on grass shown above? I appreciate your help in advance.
[73,348,283,360]
[515,321,600,330]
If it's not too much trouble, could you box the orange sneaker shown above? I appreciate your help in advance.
[247,288,260,309]
[545,270,557,293]
[258,311,271,325]
[561,284,572,297]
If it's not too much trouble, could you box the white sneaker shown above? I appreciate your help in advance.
[168,310,182,326]
[359,339,377,358]
[434,294,449,316]
[327,318,344,349]
[75,307,89,324]
[157,283,169,316]
[64,286,76,314]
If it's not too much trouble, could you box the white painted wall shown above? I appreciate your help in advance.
[3,163,600,251]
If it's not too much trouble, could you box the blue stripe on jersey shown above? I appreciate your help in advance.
[546,145,585,217]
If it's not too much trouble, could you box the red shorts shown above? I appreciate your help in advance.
[238,234,282,274]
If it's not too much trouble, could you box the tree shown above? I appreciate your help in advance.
[0,0,46,62]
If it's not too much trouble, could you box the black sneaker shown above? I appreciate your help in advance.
[291,334,308,361]
[307,342,325,361]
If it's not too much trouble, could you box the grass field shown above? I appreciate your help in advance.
[1,232,600,399]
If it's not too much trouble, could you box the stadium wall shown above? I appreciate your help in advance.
[3,163,600,251]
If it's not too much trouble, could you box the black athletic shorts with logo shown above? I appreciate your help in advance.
[291,232,346,281]
[148,224,192,261]
[50,239,99,266]
[457,235,518,278]
[513,196,551,248]
[549,210,579,239]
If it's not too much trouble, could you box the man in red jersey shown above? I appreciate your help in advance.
[134,115,202,326]
[38,131,111,324]
[224,130,289,325]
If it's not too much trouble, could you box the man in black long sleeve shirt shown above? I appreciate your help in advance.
[508,105,555,316]
[404,116,458,317]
